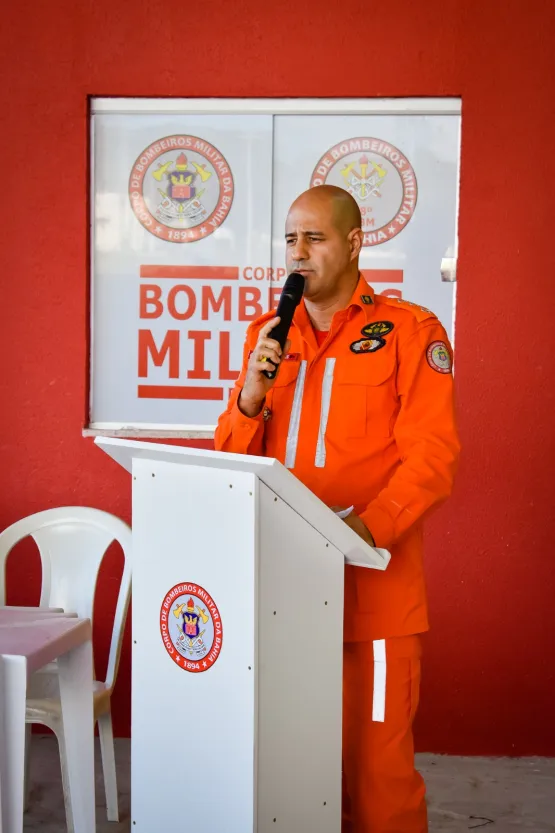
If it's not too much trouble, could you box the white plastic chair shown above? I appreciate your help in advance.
[0,507,132,830]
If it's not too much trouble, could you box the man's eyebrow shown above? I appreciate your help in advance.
[285,230,325,236]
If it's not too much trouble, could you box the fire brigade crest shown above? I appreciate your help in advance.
[160,583,223,673]
[426,341,452,374]
[129,135,234,243]
[310,137,418,247]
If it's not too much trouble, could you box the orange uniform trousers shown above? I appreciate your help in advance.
[342,636,427,833]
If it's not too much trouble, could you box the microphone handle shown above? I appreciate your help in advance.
[262,295,297,380]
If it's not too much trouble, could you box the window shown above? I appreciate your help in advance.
[89,97,461,436]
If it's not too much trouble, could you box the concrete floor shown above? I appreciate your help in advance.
[23,736,555,832]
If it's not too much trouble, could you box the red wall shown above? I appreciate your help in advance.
[1,0,554,756]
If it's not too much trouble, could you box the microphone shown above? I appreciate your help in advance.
[262,271,305,380]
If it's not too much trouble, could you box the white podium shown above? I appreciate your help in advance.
[96,438,389,833]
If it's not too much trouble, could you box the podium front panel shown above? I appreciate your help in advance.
[131,459,258,831]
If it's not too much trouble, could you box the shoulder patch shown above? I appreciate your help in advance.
[427,341,452,374]
[378,295,437,323]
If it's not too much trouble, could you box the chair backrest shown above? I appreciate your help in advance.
[0,506,132,692]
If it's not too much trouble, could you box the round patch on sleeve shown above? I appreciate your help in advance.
[426,341,452,373]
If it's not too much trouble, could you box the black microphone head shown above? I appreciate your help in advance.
[262,271,306,380]
[282,271,305,305]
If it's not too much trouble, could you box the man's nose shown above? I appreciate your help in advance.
[291,238,308,261]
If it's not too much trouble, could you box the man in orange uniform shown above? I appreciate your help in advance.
[214,185,460,832]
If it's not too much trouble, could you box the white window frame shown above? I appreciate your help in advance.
[91,97,460,116]
[86,97,461,439]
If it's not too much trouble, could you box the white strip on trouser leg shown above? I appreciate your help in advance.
[372,639,386,722]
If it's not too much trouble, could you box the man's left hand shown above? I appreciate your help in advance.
[338,511,376,548]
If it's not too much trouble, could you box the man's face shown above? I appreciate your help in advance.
[285,198,359,302]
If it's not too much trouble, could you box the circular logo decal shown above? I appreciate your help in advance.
[427,341,452,374]
[310,137,417,246]
[160,583,223,672]
[129,135,234,243]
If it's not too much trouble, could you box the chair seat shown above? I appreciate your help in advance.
[26,681,111,723]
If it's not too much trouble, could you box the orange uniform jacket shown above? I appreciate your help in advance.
[215,276,460,641]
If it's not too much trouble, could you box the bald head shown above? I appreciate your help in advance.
[288,185,362,235]
[284,185,363,304]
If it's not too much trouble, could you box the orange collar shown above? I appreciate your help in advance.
[348,274,377,322]
[292,273,377,347]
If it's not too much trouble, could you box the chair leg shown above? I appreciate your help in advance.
[23,723,32,812]
[98,710,119,822]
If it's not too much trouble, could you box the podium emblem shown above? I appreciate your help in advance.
[160,582,223,672]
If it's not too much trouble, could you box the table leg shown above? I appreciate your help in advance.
[0,655,27,833]
[0,657,3,833]
[57,639,95,833]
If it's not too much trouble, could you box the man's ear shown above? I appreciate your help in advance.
[348,227,363,261]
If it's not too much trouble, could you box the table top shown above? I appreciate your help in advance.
[0,609,91,672]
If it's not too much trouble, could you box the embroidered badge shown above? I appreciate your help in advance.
[283,353,300,362]
[361,321,394,338]
[350,338,385,354]
[360,294,374,305]
[351,321,394,354]
[426,341,452,374]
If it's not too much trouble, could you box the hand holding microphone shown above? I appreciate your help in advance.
[259,271,305,380]
[238,272,305,418]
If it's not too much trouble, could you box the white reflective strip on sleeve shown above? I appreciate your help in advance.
[284,360,307,469]
[314,357,336,468]
[372,639,386,722]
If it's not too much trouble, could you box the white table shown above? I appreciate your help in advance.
[0,610,95,833]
